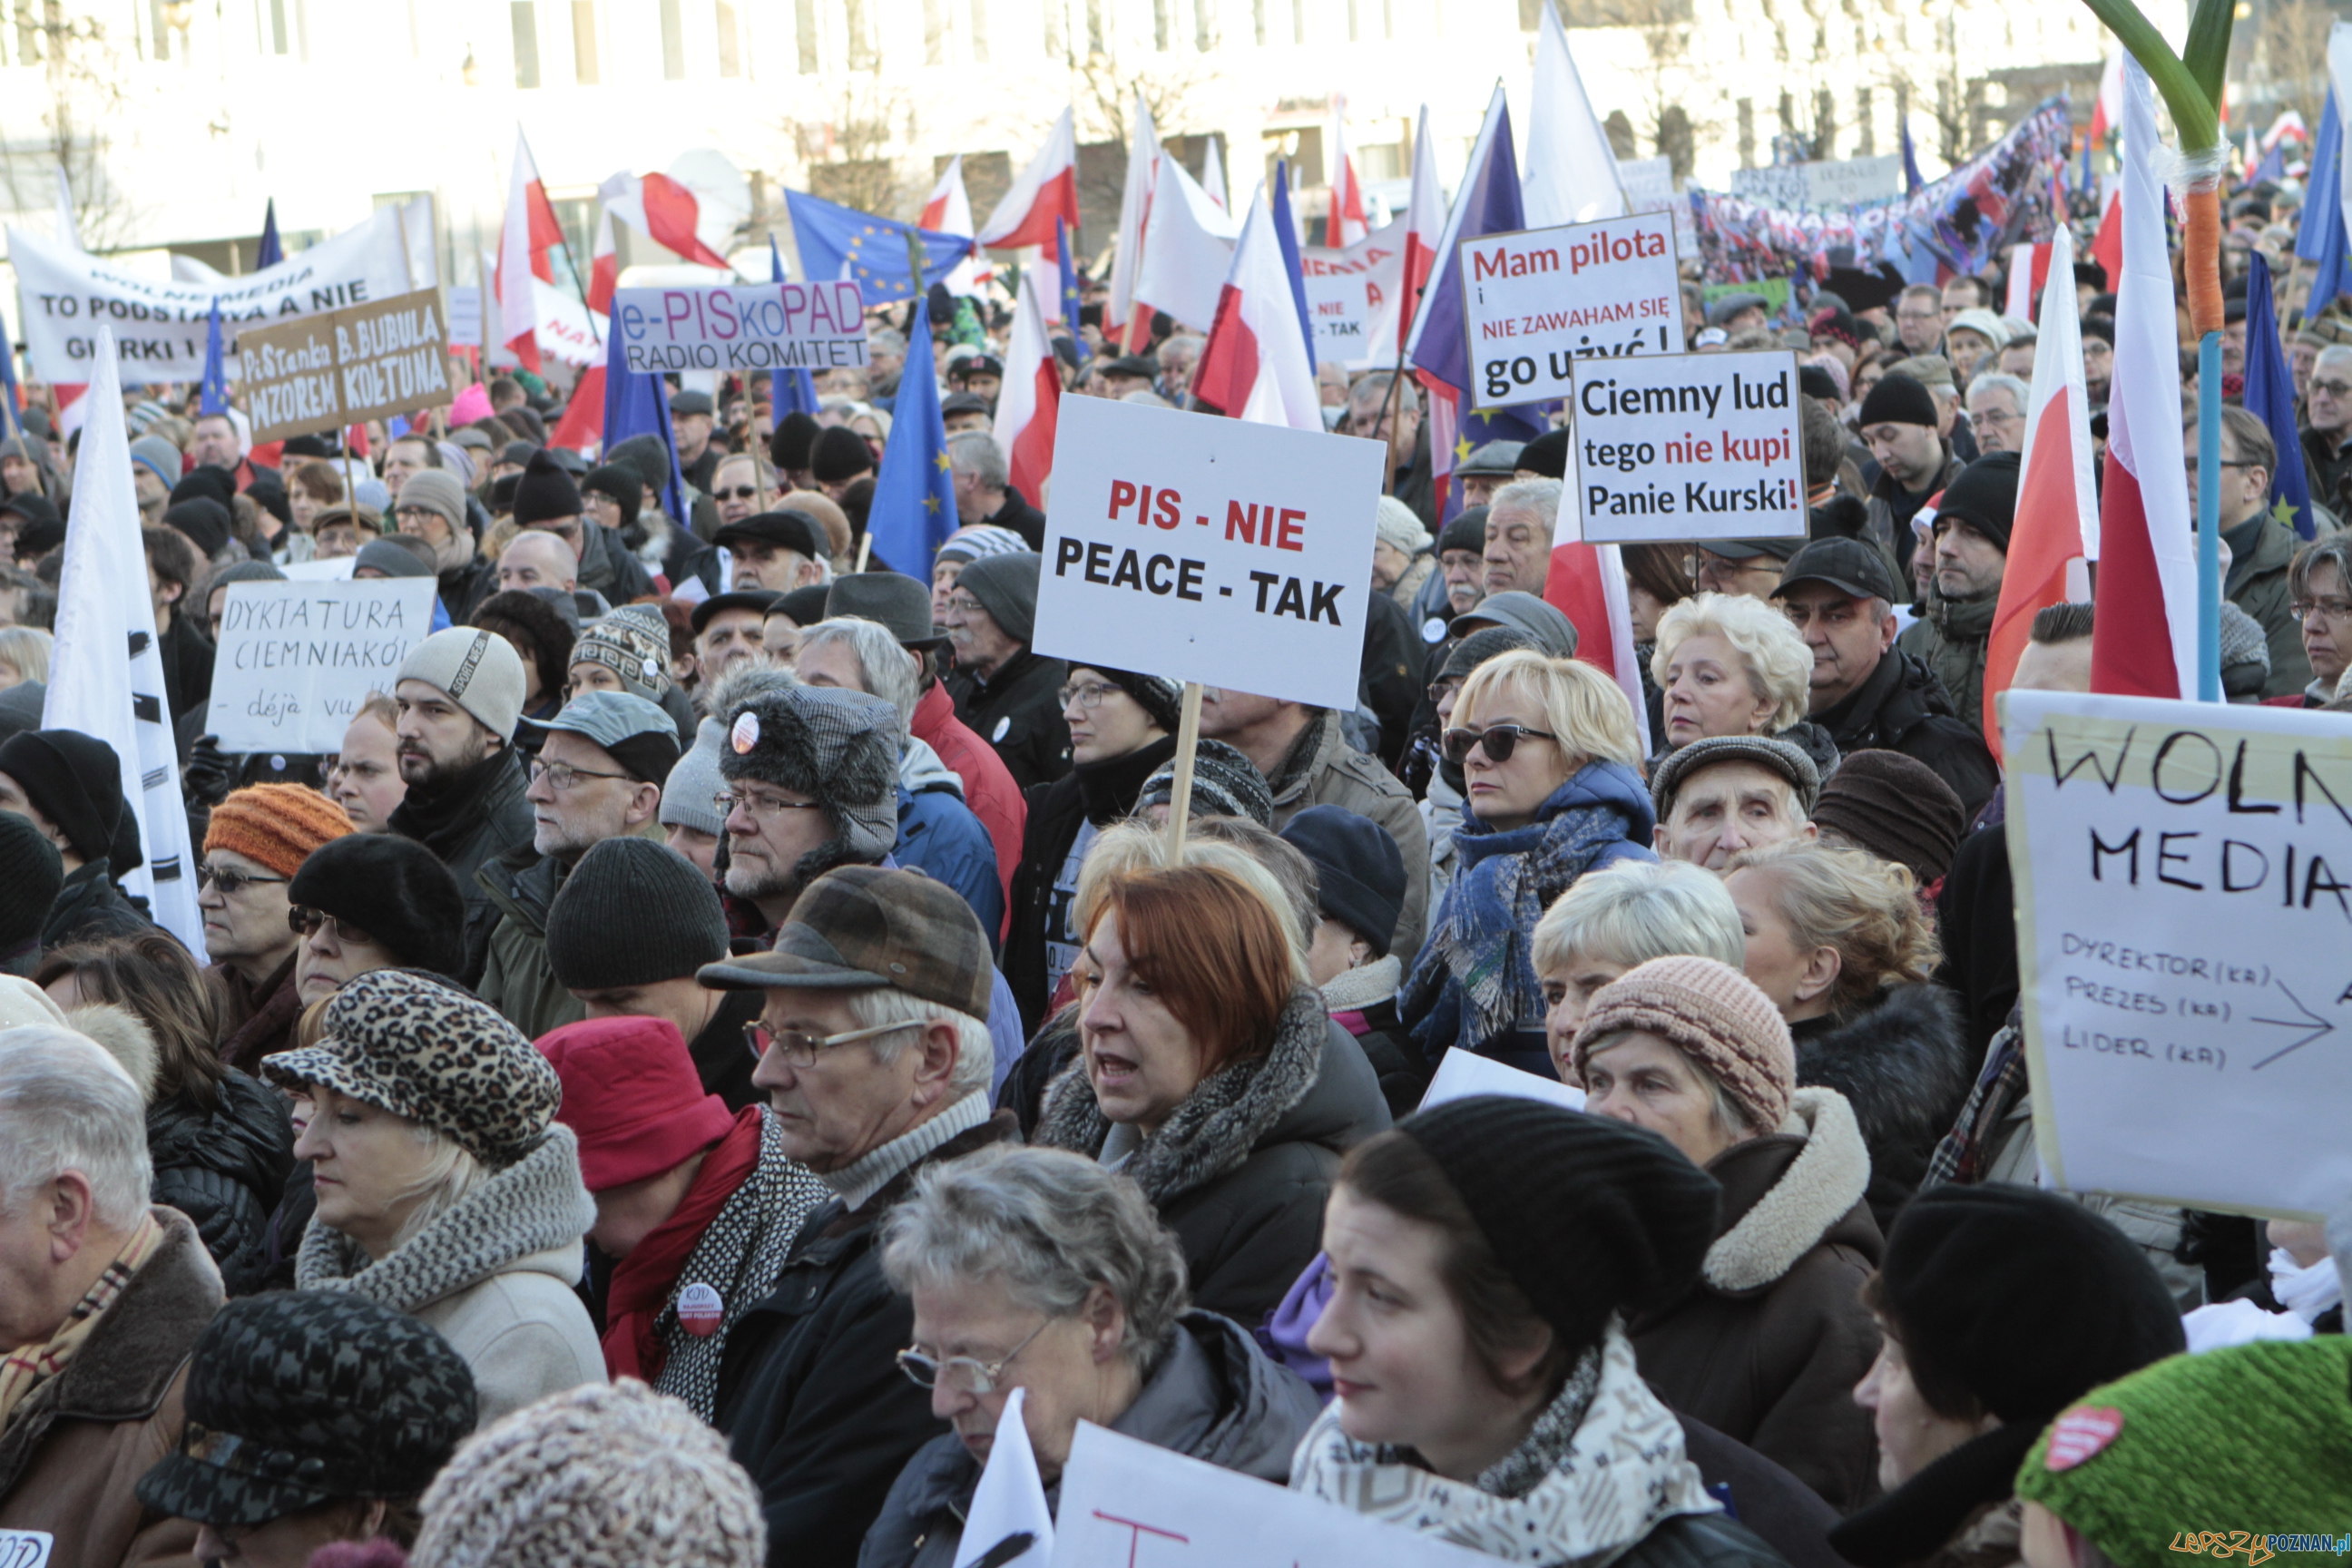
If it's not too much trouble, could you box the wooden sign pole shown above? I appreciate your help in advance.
[1162,681,1204,863]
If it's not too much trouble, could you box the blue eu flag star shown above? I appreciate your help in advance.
[865,296,962,570]
[785,190,975,305]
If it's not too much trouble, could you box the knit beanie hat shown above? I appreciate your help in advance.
[128,434,181,492]
[580,464,642,527]
[1518,426,1570,479]
[1137,738,1274,827]
[408,1381,765,1568]
[285,834,468,976]
[510,448,583,527]
[935,524,1027,566]
[2218,601,2272,701]
[1809,750,1965,885]
[660,717,729,839]
[202,784,353,878]
[354,535,435,579]
[1436,505,1490,558]
[1281,805,1406,956]
[604,435,673,503]
[163,497,232,557]
[0,728,124,866]
[719,684,901,867]
[1070,665,1182,734]
[545,837,728,992]
[1857,371,1940,431]
[810,425,876,485]
[1374,495,1432,554]
[1396,1096,1720,1355]
[571,605,675,701]
[1934,451,2018,554]
[2014,1338,2352,1568]
[1438,625,1536,683]
[0,811,62,956]
[538,1014,735,1191]
[1572,956,1797,1132]
[395,626,528,741]
[399,469,469,537]
[171,466,236,510]
[953,551,1041,643]
[769,410,820,474]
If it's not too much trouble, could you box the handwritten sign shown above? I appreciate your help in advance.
[1567,349,1806,544]
[206,579,437,753]
[237,288,453,443]
[612,282,869,374]
[0,1531,53,1568]
[1034,397,1385,711]
[1458,212,1681,407]
[1301,219,1405,371]
[2004,691,2352,1220]
[1729,154,1902,211]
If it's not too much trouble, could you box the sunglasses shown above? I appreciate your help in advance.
[1441,722,1557,766]
[289,906,375,946]
[197,864,288,897]
[714,485,762,501]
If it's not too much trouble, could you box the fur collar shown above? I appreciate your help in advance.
[1793,983,1972,1156]
[1033,987,1328,1209]
[1702,1088,1872,1293]
[1319,955,1403,1015]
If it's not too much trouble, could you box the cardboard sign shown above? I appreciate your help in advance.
[1458,212,1681,407]
[1567,349,1806,544]
[206,579,437,753]
[1301,219,1406,371]
[0,1530,52,1568]
[1051,1423,1496,1568]
[2004,690,2352,1220]
[237,288,453,443]
[1420,1047,1587,1112]
[1034,397,1385,711]
[612,281,869,374]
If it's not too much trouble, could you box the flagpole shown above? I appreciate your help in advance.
[520,128,604,348]
[2196,333,2221,701]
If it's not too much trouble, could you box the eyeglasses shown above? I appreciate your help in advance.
[1057,681,1120,711]
[714,485,761,501]
[743,1016,924,1068]
[2180,459,2254,475]
[529,758,632,791]
[896,1317,1055,1396]
[289,906,375,946]
[715,786,828,821]
[1973,407,2020,428]
[1442,722,1557,765]
[1426,675,1463,709]
[196,864,288,897]
[394,505,441,528]
[941,594,987,618]
[2290,595,2352,623]
[2310,378,2352,398]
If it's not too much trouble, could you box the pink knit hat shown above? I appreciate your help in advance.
[1572,956,1796,1133]
[449,381,495,426]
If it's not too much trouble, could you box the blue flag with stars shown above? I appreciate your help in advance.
[600,324,689,526]
[769,236,820,417]
[864,296,958,573]
[1056,218,1088,363]
[200,300,229,417]
[783,190,975,306]
[256,199,282,270]
[2244,251,2316,540]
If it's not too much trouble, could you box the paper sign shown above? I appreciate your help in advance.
[237,288,453,443]
[1301,220,1406,371]
[1619,157,1696,250]
[1458,212,1682,407]
[1051,1423,1495,1568]
[1567,349,1806,544]
[1419,1046,1587,1112]
[206,579,437,753]
[2004,690,2352,1220]
[0,1530,52,1568]
[1034,397,1385,711]
[1729,154,1902,211]
[612,282,869,374]
[447,285,482,349]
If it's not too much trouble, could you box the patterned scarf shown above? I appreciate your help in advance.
[0,1209,163,1434]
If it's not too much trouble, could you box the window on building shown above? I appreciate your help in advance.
[1251,0,1264,43]
[1737,98,1755,169]
[1815,89,1836,158]
[260,0,300,56]
[1290,0,1302,41]
[924,0,944,63]
[1192,0,1210,49]
[1152,0,1170,48]
[510,0,538,84]
[1357,142,1403,181]
[1518,0,1542,28]
[1347,0,1358,40]
[970,0,987,60]
[660,0,684,77]
[1088,0,1105,51]
[572,0,598,83]
[796,0,818,70]
[1856,86,1874,154]
[716,0,740,74]
[846,0,874,67]
[147,0,171,59]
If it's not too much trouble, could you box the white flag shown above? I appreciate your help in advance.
[1524,2,1626,226]
[952,1387,1054,1568]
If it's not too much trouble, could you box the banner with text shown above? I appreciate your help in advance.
[239,289,453,443]
[1567,349,1805,544]
[1728,153,1904,211]
[207,579,437,753]
[1458,212,1681,407]
[1301,219,1406,370]
[612,281,869,374]
[2005,690,2352,1220]
[1034,397,1385,710]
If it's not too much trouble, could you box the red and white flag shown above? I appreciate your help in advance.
[1399,104,1444,355]
[978,107,1081,258]
[2089,183,2122,293]
[1132,153,1242,335]
[498,130,564,372]
[1105,95,1161,341]
[920,155,989,297]
[2003,240,2053,323]
[586,206,618,316]
[1193,186,1321,432]
[1329,98,1370,248]
[1201,136,1229,210]
[997,271,1061,502]
[2088,48,2125,143]
[599,170,731,270]
[1984,224,2099,754]
[1544,533,1652,754]
[2089,60,2200,703]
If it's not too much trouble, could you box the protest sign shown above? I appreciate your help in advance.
[1619,156,1696,249]
[1457,211,1681,407]
[2004,690,2352,1220]
[0,1530,51,1568]
[612,281,869,374]
[1728,154,1902,211]
[1033,397,1385,711]
[1051,1423,1495,1568]
[1567,349,1806,544]
[239,289,452,443]
[1301,219,1406,370]
[447,285,482,349]
[1420,1047,1587,1112]
[1700,277,1792,322]
[206,579,436,754]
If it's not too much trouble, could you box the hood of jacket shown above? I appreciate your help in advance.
[1792,983,1972,1174]
[1454,760,1656,867]
[1698,1087,1877,1296]
[897,734,965,799]
[1926,583,1997,643]
[146,1069,294,1202]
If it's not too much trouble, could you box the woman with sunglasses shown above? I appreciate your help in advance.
[862,1145,1318,1568]
[1400,649,1656,1075]
[285,831,469,1005]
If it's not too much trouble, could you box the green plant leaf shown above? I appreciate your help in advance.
[2073,0,2220,149]
[2181,0,2235,111]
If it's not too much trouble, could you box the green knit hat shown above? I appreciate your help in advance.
[2014,1338,2352,1568]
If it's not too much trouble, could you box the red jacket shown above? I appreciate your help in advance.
[913,678,1024,938]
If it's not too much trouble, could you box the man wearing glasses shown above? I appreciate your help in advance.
[940,552,1072,793]
[1964,372,2031,457]
[2298,345,2352,509]
[1893,284,1945,357]
[2183,406,2313,699]
[700,865,1014,1568]
[715,509,831,594]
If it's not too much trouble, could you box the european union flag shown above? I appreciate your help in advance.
[1411,98,1524,400]
[2244,252,2316,540]
[256,199,282,270]
[784,190,975,306]
[2299,93,2341,266]
[1055,218,1087,364]
[769,236,820,417]
[200,300,228,417]
[600,325,688,525]
[864,296,958,573]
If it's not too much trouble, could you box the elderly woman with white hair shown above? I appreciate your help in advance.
[858,1146,1318,1568]
[1531,858,1748,1083]
[1651,591,1840,777]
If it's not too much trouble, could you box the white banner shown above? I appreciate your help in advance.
[612,281,868,374]
[1300,219,1406,371]
[1728,154,1902,211]
[1568,349,1806,544]
[206,579,437,754]
[1458,212,1681,407]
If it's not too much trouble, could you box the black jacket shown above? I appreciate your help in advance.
[983,486,1049,551]
[1812,650,2000,821]
[1936,808,2017,1063]
[387,747,534,986]
[157,612,215,720]
[147,1069,295,1298]
[439,558,498,626]
[946,649,1072,794]
[44,859,151,950]
[1359,588,1426,776]
[1791,984,1975,1235]
[579,519,657,604]
[718,1106,1021,1568]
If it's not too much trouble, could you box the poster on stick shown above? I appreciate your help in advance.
[2004,690,2352,1220]
[612,281,869,374]
[1567,349,1806,544]
[1457,211,1681,407]
[1033,397,1385,711]
[206,579,437,754]
[1301,219,1406,370]
[238,289,453,444]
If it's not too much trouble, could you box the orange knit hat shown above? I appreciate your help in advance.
[203,784,353,878]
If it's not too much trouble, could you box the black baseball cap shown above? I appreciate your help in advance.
[1773,535,1901,603]
[941,391,991,417]
[952,354,1004,379]
[714,510,828,560]
[1699,536,1807,564]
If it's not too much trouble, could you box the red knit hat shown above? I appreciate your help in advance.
[202,784,353,878]
[1572,955,1797,1133]
[535,1015,735,1191]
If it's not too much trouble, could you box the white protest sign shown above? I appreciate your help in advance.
[1619,156,1696,250]
[447,285,483,349]
[206,579,437,753]
[1420,1046,1586,1112]
[1301,219,1406,371]
[1568,349,1805,544]
[2004,690,2352,1220]
[1034,397,1385,711]
[1458,211,1681,407]
[0,1530,52,1568]
[612,281,869,375]
[1050,1423,1496,1568]
[1801,152,1904,208]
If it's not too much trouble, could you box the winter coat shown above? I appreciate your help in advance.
[204,953,304,1073]
[1790,983,1975,1234]
[1360,589,1427,776]
[1631,1089,1885,1512]
[1265,708,1431,961]
[44,858,151,951]
[388,746,534,986]
[910,679,1025,933]
[1813,649,1999,820]
[1677,1416,1850,1568]
[946,648,1073,794]
[858,1312,1321,1568]
[1864,447,1961,583]
[1896,589,1994,735]
[297,1124,606,1427]
[578,516,657,604]
[1935,811,2016,1061]
[475,845,589,1043]
[1421,769,1465,910]
[2225,511,2313,699]
[894,741,1004,944]
[0,1208,223,1568]
[147,1069,295,1298]
[717,1103,1021,1568]
[1828,1425,2037,1568]
[2302,423,2352,519]
[1319,955,1428,1119]
[439,557,498,626]
[1403,762,1656,1075]
[983,486,1049,551]
[1034,988,1390,1324]
[156,612,215,721]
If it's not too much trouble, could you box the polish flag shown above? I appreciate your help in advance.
[997,271,1061,501]
[2089,183,2122,292]
[2003,240,2053,322]
[598,170,732,270]
[2089,60,2200,704]
[1329,99,1369,247]
[498,130,565,372]
[978,107,1081,259]
[1984,224,2099,755]
[1105,95,1161,340]
[920,155,989,296]
[1131,153,1242,334]
[1192,185,1321,432]
[1200,136,1229,210]
[1544,485,1652,753]
[2088,48,2125,144]
[1399,105,1443,352]
[586,206,618,315]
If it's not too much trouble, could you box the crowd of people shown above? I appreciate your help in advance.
[0,174,2347,1568]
